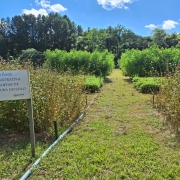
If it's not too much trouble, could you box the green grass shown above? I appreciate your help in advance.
[0,139,51,179]
[1,70,180,179]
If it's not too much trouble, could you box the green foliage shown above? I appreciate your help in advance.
[0,60,86,132]
[0,13,77,58]
[44,49,114,77]
[119,45,180,77]
[156,66,180,132]
[20,48,45,67]
[84,76,104,93]
[132,77,160,93]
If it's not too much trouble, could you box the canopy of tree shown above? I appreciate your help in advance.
[0,13,180,64]
[19,48,45,67]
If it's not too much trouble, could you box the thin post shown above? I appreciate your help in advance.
[28,99,35,157]
[152,94,155,107]
[53,121,58,140]
[86,95,88,105]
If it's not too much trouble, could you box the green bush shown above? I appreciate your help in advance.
[20,48,45,67]
[84,76,104,93]
[156,66,180,131]
[44,49,114,77]
[119,45,180,77]
[132,77,160,93]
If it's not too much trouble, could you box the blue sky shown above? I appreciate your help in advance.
[0,0,180,36]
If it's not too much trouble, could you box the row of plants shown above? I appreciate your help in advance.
[119,45,180,77]
[0,50,110,132]
[130,64,180,132]
[44,49,114,77]
[84,76,104,93]
[132,77,160,93]
[155,67,180,132]
[119,45,180,131]
[0,60,86,132]
[130,75,180,132]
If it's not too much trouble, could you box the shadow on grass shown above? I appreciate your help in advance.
[0,130,30,154]
[174,132,180,146]
[123,78,133,84]
[104,77,112,84]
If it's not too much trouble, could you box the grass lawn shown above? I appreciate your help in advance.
[1,69,180,179]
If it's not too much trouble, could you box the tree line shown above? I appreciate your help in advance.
[0,13,180,64]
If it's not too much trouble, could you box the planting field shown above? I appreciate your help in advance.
[1,69,180,179]
[29,70,180,179]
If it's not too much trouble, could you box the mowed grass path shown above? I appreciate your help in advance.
[30,69,180,180]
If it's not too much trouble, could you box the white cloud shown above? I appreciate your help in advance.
[124,6,129,9]
[162,20,179,30]
[23,0,67,16]
[35,0,67,13]
[49,4,67,12]
[22,8,48,17]
[97,0,136,10]
[35,0,50,8]
[145,24,157,29]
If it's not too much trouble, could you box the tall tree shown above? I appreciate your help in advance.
[77,25,83,36]
[151,28,167,48]
[0,18,11,58]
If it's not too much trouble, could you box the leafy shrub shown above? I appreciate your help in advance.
[119,45,180,77]
[156,66,180,132]
[44,49,114,77]
[20,48,45,67]
[132,77,160,93]
[0,60,86,132]
[84,76,104,93]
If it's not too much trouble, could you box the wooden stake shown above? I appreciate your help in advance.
[28,99,35,157]
[53,121,58,140]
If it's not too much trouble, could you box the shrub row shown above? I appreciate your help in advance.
[84,76,104,93]
[132,77,160,93]
[119,45,180,77]
[0,60,86,132]
[156,67,180,132]
[44,49,114,77]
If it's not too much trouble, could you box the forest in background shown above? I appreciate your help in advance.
[1,13,180,65]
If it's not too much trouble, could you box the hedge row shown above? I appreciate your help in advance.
[84,76,104,93]
[132,77,160,93]
[119,45,180,77]
[0,60,86,132]
[156,66,180,132]
[44,49,114,77]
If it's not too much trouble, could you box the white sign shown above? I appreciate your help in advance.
[0,70,31,101]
